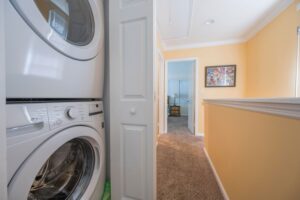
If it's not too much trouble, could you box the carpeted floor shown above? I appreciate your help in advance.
[157,133,224,200]
[168,116,193,135]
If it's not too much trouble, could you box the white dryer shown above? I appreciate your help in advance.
[6,101,105,200]
[5,0,105,98]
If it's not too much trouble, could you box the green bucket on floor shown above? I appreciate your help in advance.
[101,181,111,200]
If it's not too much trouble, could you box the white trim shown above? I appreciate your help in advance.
[156,21,167,51]
[157,50,166,134]
[164,58,200,135]
[162,0,293,51]
[204,98,300,120]
[296,26,300,97]
[165,38,245,51]
[204,148,230,200]
[244,0,293,41]
[195,132,204,137]
[164,58,168,133]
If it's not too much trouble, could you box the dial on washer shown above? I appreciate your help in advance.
[66,107,79,120]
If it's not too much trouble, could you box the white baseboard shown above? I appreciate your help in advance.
[204,148,230,200]
[195,132,204,137]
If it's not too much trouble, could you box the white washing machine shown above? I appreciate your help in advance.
[5,0,105,98]
[6,101,105,200]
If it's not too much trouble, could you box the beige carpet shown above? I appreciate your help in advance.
[157,134,224,200]
[168,116,193,135]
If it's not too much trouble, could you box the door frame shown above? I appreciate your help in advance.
[164,58,199,135]
[157,49,165,134]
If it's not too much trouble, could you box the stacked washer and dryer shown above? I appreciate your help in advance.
[5,0,106,199]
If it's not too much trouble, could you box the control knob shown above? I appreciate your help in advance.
[66,107,79,120]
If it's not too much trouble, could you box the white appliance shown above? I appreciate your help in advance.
[5,0,105,98]
[6,101,105,200]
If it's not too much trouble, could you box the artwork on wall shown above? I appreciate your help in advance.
[205,65,236,87]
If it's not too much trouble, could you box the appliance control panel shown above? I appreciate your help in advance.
[6,101,104,134]
[47,101,103,130]
[6,101,104,143]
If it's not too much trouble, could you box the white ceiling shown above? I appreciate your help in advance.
[157,0,293,50]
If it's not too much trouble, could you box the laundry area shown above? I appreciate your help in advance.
[2,0,108,199]
[1,0,300,200]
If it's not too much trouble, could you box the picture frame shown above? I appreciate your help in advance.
[205,65,236,87]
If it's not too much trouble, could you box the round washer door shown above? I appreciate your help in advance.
[8,126,104,200]
[10,0,104,60]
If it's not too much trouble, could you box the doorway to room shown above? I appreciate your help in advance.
[165,59,198,135]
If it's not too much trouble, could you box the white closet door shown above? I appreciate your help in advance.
[109,0,156,199]
[0,0,7,198]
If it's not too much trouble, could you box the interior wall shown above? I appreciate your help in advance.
[246,1,300,97]
[204,103,300,200]
[0,0,7,198]
[164,43,247,133]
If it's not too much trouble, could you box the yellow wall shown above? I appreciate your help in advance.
[162,2,300,132]
[204,103,300,200]
[246,1,300,97]
[164,44,247,133]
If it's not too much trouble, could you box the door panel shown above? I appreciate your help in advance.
[0,0,7,198]
[122,125,146,199]
[121,19,147,99]
[109,0,155,199]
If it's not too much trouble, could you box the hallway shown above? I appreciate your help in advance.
[157,133,224,200]
[168,116,193,135]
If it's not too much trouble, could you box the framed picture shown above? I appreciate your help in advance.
[205,65,236,87]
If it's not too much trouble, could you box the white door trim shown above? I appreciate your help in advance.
[164,57,199,134]
[157,49,165,133]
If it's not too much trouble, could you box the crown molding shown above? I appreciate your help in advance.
[164,38,246,51]
[243,0,294,41]
[204,98,300,120]
[163,0,294,51]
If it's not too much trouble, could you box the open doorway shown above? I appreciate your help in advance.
[165,59,199,135]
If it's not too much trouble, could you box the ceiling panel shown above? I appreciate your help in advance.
[157,0,193,40]
[157,0,291,49]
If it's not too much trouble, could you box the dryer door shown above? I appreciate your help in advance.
[9,0,104,60]
[8,126,105,200]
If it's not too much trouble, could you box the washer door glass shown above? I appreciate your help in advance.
[34,0,94,46]
[28,139,94,200]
